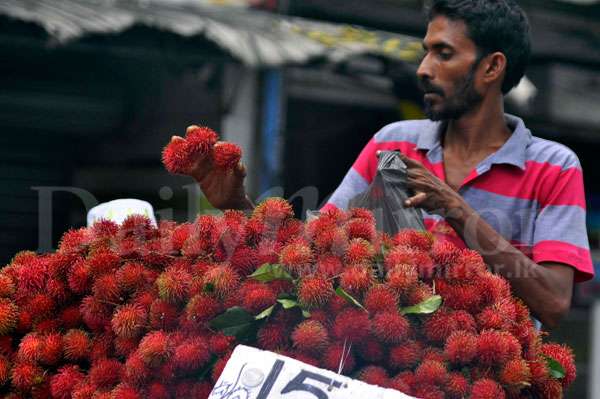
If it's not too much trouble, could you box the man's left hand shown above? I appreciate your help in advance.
[393,152,463,215]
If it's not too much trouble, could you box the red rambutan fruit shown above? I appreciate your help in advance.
[252,197,294,225]
[58,228,90,254]
[0,298,18,335]
[405,281,434,306]
[423,309,476,344]
[209,333,235,356]
[476,298,517,331]
[123,352,150,387]
[138,331,172,367]
[49,365,85,399]
[470,378,506,399]
[393,229,434,251]
[0,355,9,386]
[156,267,192,304]
[149,299,179,331]
[116,262,148,293]
[26,293,55,320]
[39,333,62,366]
[89,358,122,388]
[186,126,219,153]
[430,239,460,266]
[213,142,242,170]
[444,330,478,365]
[372,311,411,344]
[169,223,192,253]
[185,294,222,325]
[499,358,531,387]
[112,304,147,339]
[173,338,211,374]
[359,366,389,387]
[87,249,121,277]
[365,285,398,314]
[477,330,521,367]
[384,246,435,277]
[45,279,69,303]
[67,259,91,295]
[279,242,314,277]
[313,227,349,256]
[349,208,375,223]
[414,359,448,387]
[386,264,419,293]
[435,279,484,313]
[229,246,260,276]
[540,343,576,388]
[92,274,122,303]
[345,238,375,265]
[321,343,356,374]
[389,340,422,370]
[291,320,329,353]
[339,265,373,296]
[445,372,470,399]
[17,333,43,364]
[345,218,377,243]
[445,249,487,282]
[111,384,142,399]
[257,322,288,351]
[333,308,371,343]
[162,137,193,174]
[202,265,240,298]
[422,347,447,363]
[0,274,15,298]
[63,329,91,361]
[147,381,170,399]
[536,379,563,399]
[241,284,276,314]
[478,273,512,305]
[297,276,333,309]
[11,362,45,391]
[315,256,344,278]
[357,339,385,363]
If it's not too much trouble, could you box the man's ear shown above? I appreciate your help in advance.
[482,52,507,85]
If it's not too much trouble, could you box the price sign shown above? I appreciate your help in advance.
[209,345,418,399]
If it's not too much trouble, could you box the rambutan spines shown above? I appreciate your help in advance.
[333,308,371,343]
[172,338,211,374]
[372,311,411,344]
[444,330,478,365]
[540,343,576,388]
[89,358,122,388]
[470,378,506,399]
[156,267,191,304]
[0,298,19,335]
[10,362,45,391]
[359,366,389,387]
[279,242,314,277]
[240,284,276,314]
[339,265,373,296]
[185,126,219,153]
[321,343,356,374]
[364,285,398,314]
[111,304,147,339]
[138,331,172,367]
[297,276,333,309]
[414,359,448,387]
[63,329,91,362]
[213,142,242,170]
[393,229,434,251]
[291,320,329,353]
[50,365,85,399]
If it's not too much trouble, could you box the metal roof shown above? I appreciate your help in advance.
[0,0,423,67]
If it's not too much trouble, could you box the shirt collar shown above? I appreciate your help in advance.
[415,114,532,171]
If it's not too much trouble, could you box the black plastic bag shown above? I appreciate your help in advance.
[348,150,425,235]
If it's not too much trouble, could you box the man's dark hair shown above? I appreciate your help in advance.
[427,0,531,94]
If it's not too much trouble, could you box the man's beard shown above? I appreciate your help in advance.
[420,62,483,121]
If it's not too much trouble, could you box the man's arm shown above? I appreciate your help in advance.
[444,200,574,329]
[398,153,575,329]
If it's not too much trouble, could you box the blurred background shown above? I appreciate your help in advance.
[0,0,598,396]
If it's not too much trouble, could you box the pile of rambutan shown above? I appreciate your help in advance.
[0,127,575,398]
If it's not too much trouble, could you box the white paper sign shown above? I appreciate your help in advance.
[209,345,418,399]
[86,198,157,227]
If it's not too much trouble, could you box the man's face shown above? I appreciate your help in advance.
[417,16,484,121]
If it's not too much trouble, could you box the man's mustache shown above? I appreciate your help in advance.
[418,79,445,97]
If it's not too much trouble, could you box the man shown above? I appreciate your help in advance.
[182,0,594,329]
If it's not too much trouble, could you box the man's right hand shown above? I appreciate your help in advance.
[172,125,254,211]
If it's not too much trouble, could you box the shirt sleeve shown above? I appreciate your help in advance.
[531,153,594,282]
[322,137,379,212]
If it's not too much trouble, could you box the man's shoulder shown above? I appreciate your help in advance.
[526,135,581,171]
[373,119,440,144]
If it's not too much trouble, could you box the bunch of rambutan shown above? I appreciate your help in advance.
[0,127,575,398]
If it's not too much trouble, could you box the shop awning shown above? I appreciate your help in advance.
[0,0,423,67]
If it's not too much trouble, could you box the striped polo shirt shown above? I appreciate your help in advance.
[323,114,594,282]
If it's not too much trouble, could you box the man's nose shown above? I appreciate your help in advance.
[416,53,433,81]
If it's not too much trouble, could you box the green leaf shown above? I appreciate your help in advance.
[255,305,276,320]
[335,287,367,312]
[400,295,442,315]
[277,298,299,309]
[301,309,311,318]
[209,307,257,340]
[249,264,293,282]
[544,355,566,379]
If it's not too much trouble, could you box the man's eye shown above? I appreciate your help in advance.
[439,52,452,60]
